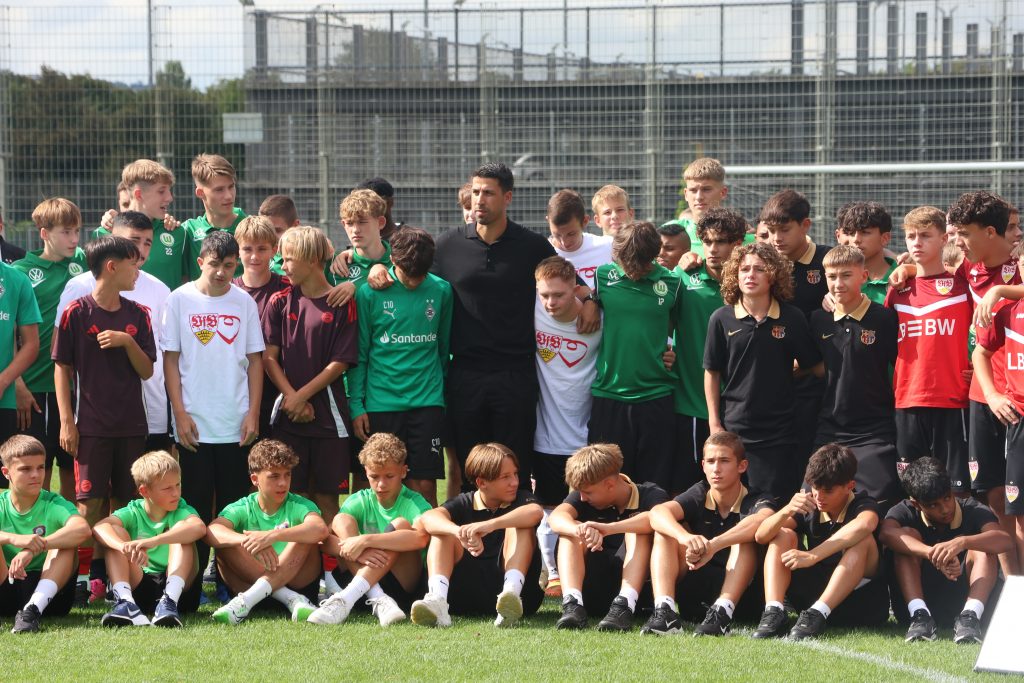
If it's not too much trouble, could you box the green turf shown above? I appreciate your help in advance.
[4,590,996,683]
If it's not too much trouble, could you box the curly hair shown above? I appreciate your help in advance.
[612,221,660,280]
[947,191,1011,235]
[719,241,794,305]
[248,439,299,473]
[697,208,748,244]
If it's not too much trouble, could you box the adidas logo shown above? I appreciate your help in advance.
[86,324,100,335]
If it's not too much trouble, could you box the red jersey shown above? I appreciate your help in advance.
[976,299,1024,414]
[884,273,971,409]
[958,257,1022,402]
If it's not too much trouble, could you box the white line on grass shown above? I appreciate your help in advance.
[784,639,969,683]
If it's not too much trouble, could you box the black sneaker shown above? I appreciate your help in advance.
[905,608,938,642]
[556,596,588,630]
[73,580,89,608]
[694,604,732,636]
[11,604,41,634]
[752,605,789,639]
[597,596,634,632]
[788,608,827,641]
[952,610,982,644]
[641,604,682,635]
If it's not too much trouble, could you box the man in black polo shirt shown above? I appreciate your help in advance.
[811,245,901,511]
[0,211,25,264]
[433,162,598,487]
[881,457,1012,644]
[644,431,775,636]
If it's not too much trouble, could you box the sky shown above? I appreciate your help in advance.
[0,0,1017,89]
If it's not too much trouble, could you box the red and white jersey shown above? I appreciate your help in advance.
[958,257,1022,402]
[976,299,1024,414]
[885,273,971,408]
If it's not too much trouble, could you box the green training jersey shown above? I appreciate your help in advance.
[339,486,431,535]
[218,492,320,555]
[96,218,187,290]
[863,256,897,305]
[270,252,285,276]
[0,263,42,409]
[328,241,392,287]
[348,269,452,417]
[91,226,109,240]
[673,265,723,419]
[182,208,246,281]
[112,498,200,575]
[592,262,683,402]
[13,248,87,392]
[0,489,79,572]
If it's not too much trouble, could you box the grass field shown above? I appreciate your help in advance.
[5,586,999,683]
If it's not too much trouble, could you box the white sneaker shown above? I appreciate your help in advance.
[307,593,352,625]
[410,592,451,628]
[367,594,406,626]
[289,595,317,622]
[213,596,251,625]
[494,590,523,627]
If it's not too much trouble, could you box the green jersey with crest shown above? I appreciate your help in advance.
[0,490,79,572]
[182,208,246,281]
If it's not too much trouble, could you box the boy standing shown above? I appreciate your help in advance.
[545,189,611,289]
[663,157,732,259]
[182,154,246,282]
[655,223,691,272]
[591,185,635,237]
[0,435,90,632]
[0,258,41,456]
[834,201,897,304]
[258,194,300,276]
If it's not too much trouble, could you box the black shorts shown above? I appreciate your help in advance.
[786,552,889,626]
[894,407,970,493]
[674,554,764,624]
[0,571,75,617]
[273,431,350,495]
[673,414,706,495]
[844,441,901,513]
[22,392,74,471]
[532,452,569,506]
[133,571,202,615]
[144,432,174,454]
[742,442,799,501]
[75,435,147,502]
[446,538,543,617]
[369,407,445,480]
[572,539,653,616]
[0,408,15,488]
[969,400,1007,492]
[793,376,825,474]
[588,395,675,493]
[1001,419,1024,515]
[334,566,426,614]
[887,551,1000,628]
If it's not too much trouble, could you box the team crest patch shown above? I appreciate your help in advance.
[68,263,83,275]
[125,324,137,337]
[897,460,909,474]
[1003,263,1017,283]
[0,281,5,298]
[1008,485,1019,503]
[806,270,821,284]
[771,325,786,339]
[969,461,979,481]
[160,233,175,246]
[653,280,669,296]
[425,298,436,321]
[28,268,43,283]
[607,268,620,282]
[194,228,207,239]
[321,311,334,324]
[860,329,876,345]
[79,479,92,493]
[189,313,241,345]
[935,278,954,295]
[32,525,45,536]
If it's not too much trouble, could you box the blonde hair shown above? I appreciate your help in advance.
[591,185,631,214]
[234,215,279,248]
[191,153,236,186]
[340,189,387,223]
[464,443,518,482]
[822,244,865,270]
[279,226,334,266]
[903,206,946,234]
[564,443,623,490]
[32,198,81,230]
[943,241,964,269]
[358,432,407,469]
[683,157,726,183]
[131,450,180,488]
[0,435,45,469]
[122,159,175,190]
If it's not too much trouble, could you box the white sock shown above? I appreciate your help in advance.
[563,588,583,606]
[963,598,985,619]
[810,600,831,619]
[111,581,135,604]
[340,575,371,608]
[655,594,677,611]
[537,511,559,575]
[428,575,449,600]
[713,597,735,619]
[324,570,343,594]
[240,577,273,608]
[366,583,385,600]
[502,569,525,597]
[766,600,785,611]
[907,598,929,615]
[163,575,185,603]
[618,586,639,612]
[27,579,59,613]
[271,586,304,608]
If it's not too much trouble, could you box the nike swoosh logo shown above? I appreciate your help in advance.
[126,606,141,617]
[30,280,44,288]
[821,333,834,340]
[727,329,741,336]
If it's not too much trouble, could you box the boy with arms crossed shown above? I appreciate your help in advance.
[182,154,246,281]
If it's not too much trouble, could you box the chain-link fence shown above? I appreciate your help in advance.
[2,1,1023,248]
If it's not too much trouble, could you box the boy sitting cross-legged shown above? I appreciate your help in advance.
[0,435,89,633]
[643,431,776,637]
[309,432,430,627]
[207,439,329,624]
[753,443,887,641]
[549,443,669,632]
[411,443,544,628]
[93,450,206,628]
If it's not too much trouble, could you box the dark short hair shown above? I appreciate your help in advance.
[112,210,154,233]
[758,189,811,225]
[657,222,685,237]
[836,201,892,235]
[805,443,857,488]
[472,162,514,193]
[86,235,141,278]
[199,230,239,261]
[901,456,952,503]
[947,191,1011,236]
[697,208,748,244]
[547,189,586,226]
[259,194,298,225]
[357,177,395,199]
[390,227,435,279]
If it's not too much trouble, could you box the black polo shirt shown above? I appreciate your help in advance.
[675,481,775,536]
[432,220,556,371]
[0,236,25,265]
[564,475,668,553]
[793,490,879,551]
[704,299,821,447]
[885,497,997,560]
[811,296,899,445]
[790,242,829,320]
[443,489,539,558]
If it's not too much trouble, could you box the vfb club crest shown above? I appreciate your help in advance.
[771,325,786,339]
[935,278,954,295]
[860,329,876,345]
[969,461,979,481]
[1008,485,1019,503]
[1003,263,1017,283]
[189,313,241,345]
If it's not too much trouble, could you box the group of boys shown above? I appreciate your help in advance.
[0,153,1018,646]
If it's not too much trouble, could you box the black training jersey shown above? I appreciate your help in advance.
[794,490,879,551]
[674,481,776,539]
[443,489,538,557]
[564,476,668,552]
[885,497,997,557]
[790,242,829,320]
